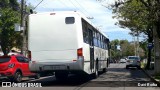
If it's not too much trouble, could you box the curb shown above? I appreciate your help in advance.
[141,68,160,87]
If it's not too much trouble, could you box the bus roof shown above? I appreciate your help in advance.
[30,11,109,39]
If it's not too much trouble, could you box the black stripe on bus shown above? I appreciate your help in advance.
[84,60,107,62]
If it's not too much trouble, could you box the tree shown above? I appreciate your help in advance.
[120,40,136,57]
[120,40,129,56]
[0,0,19,10]
[111,0,160,70]
[139,40,148,58]
[98,0,156,69]
[110,39,137,61]
[0,0,21,55]
[110,39,120,60]
[137,0,160,71]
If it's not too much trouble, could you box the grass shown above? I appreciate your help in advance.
[141,62,147,69]
[141,61,160,81]
[154,73,160,80]
[155,76,160,80]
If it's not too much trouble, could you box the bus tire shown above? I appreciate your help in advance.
[34,73,40,79]
[102,68,107,73]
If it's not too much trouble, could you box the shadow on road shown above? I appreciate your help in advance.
[0,64,158,87]
[27,74,93,87]
[96,64,151,82]
[0,75,91,87]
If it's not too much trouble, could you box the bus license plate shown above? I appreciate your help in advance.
[53,66,60,70]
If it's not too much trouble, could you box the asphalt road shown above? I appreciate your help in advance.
[0,63,160,90]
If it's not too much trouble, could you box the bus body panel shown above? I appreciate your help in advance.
[28,11,109,75]
[28,12,84,72]
[94,47,108,70]
[82,43,91,74]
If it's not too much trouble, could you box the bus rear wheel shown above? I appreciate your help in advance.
[102,68,107,73]
[92,67,98,79]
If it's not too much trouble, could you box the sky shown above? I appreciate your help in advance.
[26,0,139,41]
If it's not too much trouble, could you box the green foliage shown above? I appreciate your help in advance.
[141,61,147,68]
[0,0,20,11]
[111,0,160,37]
[0,0,21,55]
[155,76,160,80]
[110,39,136,60]
[110,0,160,69]
[112,0,149,35]
[110,39,146,60]
[139,40,148,58]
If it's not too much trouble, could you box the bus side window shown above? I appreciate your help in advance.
[82,20,89,44]
[97,33,101,48]
[105,38,109,50]
[103,37,106,49]
[93,31,97,47]
[83,30,89,43]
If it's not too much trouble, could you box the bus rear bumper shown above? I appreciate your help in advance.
[29,60,84,73]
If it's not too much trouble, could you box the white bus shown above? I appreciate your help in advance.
[28,11,110,79]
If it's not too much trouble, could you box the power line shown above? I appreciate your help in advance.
[38,0,51,11]
[31,0,92,18]
[33,0,44,10]
[49,0,73,11]
[68,0,90,17]
[69,0,80,10]
[59,0,71,9]
[74,0,91,17]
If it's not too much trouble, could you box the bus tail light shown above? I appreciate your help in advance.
[77,48,83,56]
[77,48,84,62]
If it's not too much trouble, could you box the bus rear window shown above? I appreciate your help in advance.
[65,17,75,24]
[128,57,139,60]
[0,56,11,63]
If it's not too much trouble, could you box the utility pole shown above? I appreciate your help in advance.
[133,31,139,57]
[21,0,27,56]
[133,35,136,56]
[21,0,24,29]
[20,0,24,54]
[137,31,139,56]
[153,25,160,74]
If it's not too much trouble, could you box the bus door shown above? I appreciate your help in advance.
[88,29,94,71]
